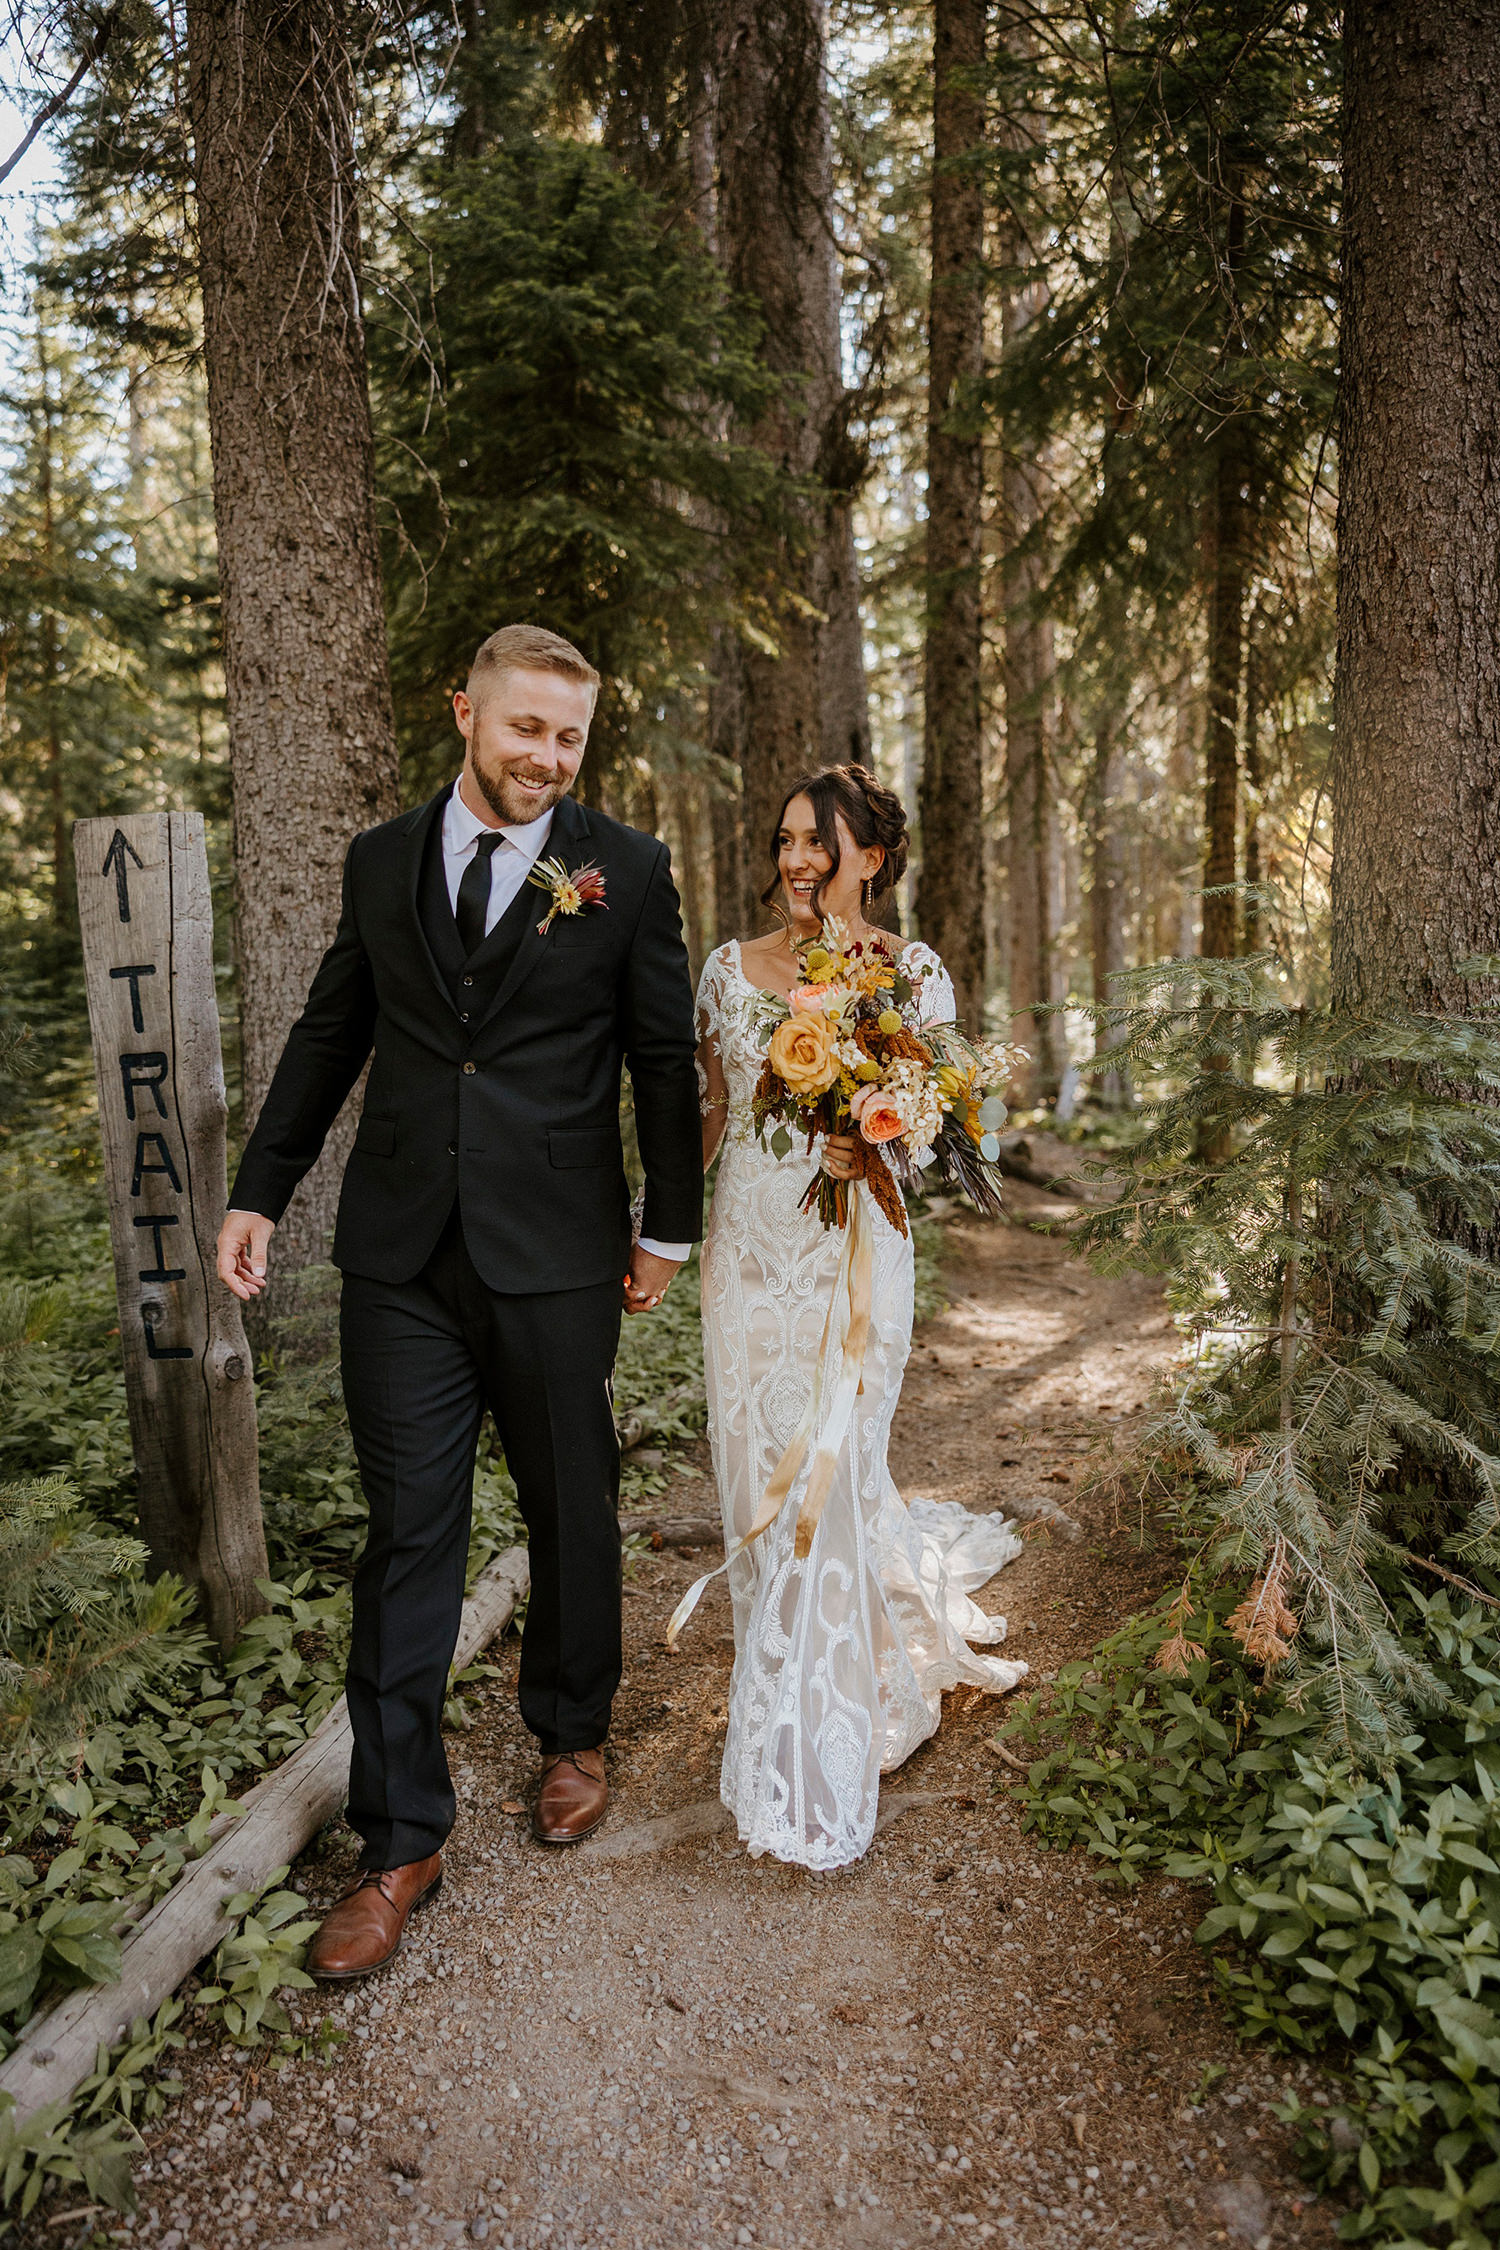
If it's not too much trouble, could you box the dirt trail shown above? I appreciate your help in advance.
[92,1167,1344,2250]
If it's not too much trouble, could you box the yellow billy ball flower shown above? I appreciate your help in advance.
[855,1058,883,1082]
[876,1008,904,1035]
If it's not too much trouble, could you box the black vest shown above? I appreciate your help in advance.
[417,808,537,1017]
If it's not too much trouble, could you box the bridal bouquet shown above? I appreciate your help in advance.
[751,919,1018,1234]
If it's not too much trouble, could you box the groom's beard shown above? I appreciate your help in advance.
[471,760,573,827]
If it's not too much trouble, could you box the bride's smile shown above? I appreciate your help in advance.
[775,791,888,945]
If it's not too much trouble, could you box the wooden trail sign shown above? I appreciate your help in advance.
[75,812,267,1648]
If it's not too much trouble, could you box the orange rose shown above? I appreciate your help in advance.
[850,1082,905,1144]
[768,1011,840,1097]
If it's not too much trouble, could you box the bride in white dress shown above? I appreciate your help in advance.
[689,764,1027,1871]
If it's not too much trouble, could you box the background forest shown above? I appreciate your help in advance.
[2,4,1500,2248]
[0,0,1339,1118]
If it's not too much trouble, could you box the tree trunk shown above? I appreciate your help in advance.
[1242,603,1264,955]
[995,10,1062,1103]
[713,0,869,903]
[187,0,400,1276]
[35,320,70,926]
[1200,172,1249,966]
[1087,20,1134,1099]
[707,627,750,936]
[1088,719,1128,1100]
[664,767,706,980]
[1331,1,1500,1014]
[998,342,1062,1099]
[916,0,987,1031]
[1200,444,1246,962]
[1001,436,1061,1106]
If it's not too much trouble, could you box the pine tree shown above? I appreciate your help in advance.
[1080,959,1500,1753]
[916,0,987,1031]
[372,128,787,801]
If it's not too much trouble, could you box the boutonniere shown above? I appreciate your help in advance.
[527,855,608,936]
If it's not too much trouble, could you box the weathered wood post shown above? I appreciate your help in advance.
[74,811,268,1648]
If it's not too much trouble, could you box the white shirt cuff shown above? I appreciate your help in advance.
[637,1237,692,1262]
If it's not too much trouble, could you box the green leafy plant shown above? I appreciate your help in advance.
[1078,957,1500,1755]
[1004,966,1500,2246]
[1002,1579,1500,2249]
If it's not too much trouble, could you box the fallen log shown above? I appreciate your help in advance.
[0,1546,529,2129]
[621,1515,723,1551]
[1003,1491,1084,1542]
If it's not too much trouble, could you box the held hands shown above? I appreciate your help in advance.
[218,1209,276,1301]
[623,1242,679,1316]
[822,1132,860,1182]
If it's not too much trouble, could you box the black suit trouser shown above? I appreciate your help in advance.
[338,1212,623,1869]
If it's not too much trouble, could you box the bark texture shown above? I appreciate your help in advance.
[1331,2,1500,1012]
[1242,607,1264,955]
[187,0,399,1273]
[1199,178,1248,965]
[916,0,987,1031]
[1088,721,1128,1099]
[1001,434,1062,1103]
[714,0,870,901]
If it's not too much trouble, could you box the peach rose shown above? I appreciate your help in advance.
[768,1011,840,1097]
[788,981,844,1015]
[850,1081,906,1144]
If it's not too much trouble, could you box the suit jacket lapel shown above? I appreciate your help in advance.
[402,790,460,1016]
[478,793,596,1030]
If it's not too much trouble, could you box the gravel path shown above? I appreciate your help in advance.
[59,1171,1345,2250]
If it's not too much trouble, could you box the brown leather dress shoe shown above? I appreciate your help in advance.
[306,1852,443,1981]
[531,1748,608,1845]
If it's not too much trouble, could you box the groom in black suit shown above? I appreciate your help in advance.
[217,623,702,1978]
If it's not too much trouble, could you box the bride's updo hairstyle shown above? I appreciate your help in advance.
[760,764,910,923]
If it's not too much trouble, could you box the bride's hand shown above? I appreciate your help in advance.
[823,1133,860,1181]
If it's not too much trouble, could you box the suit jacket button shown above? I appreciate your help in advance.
[460,1010,471,1023]
[463,1061,476,1075]
[447,1142,457,1156]
[462,975,474,987]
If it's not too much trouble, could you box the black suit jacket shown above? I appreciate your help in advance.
[230,790,703,1292]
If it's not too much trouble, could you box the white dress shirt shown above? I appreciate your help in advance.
[443,778,689,1266]
[441,775,556,931]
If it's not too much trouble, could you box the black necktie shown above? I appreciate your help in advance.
[456,831,504,958]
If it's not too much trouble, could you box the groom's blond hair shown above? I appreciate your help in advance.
[466,623,601,706]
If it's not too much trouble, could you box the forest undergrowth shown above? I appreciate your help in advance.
[6,946,1500,2245]
[1004,962,1500,2250]
[0,947,774,2225]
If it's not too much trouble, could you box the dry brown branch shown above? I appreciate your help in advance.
[0,6,119,188]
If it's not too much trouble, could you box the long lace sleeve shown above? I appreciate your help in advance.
[695,949,731,1167]
[908,943,957,1029]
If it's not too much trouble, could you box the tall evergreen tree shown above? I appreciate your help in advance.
[372,129,784,801]
[186,0,399,1276]
[1330,0,1500,1014]
[995,4,1064,1100]
[916,0,987,1031]
[711,0,872,925]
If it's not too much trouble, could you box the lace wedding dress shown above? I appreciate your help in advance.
[694,938,1028,1871]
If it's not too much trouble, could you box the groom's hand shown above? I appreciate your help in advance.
[623,1243,678,1316]
[218,1209,276,1301]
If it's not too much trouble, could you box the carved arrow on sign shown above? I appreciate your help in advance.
[102,828,144,924]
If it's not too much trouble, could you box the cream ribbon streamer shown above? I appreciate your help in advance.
[666,1185,875,1650]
